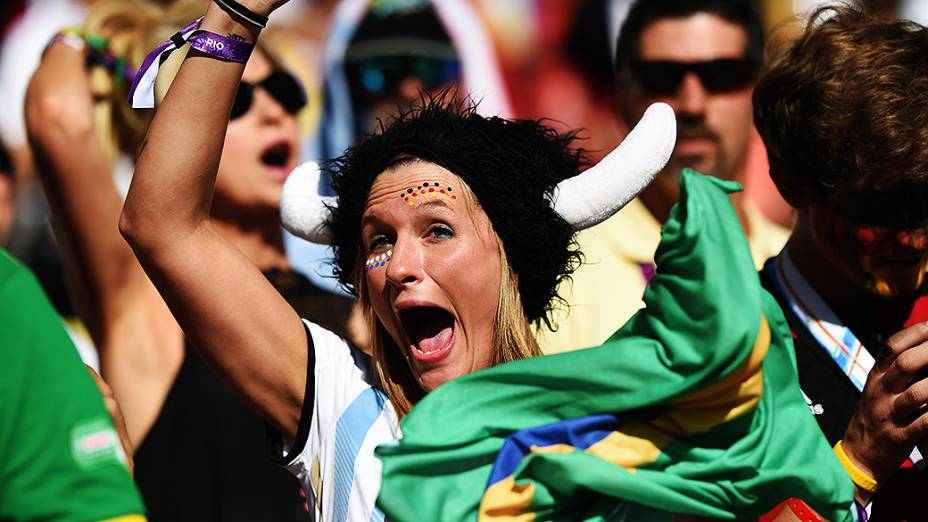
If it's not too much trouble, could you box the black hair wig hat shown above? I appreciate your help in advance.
[281,100,676,326]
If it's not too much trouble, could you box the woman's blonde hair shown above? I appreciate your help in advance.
[81,0,204,162]
[83,1,295,166]
[353,175,542,417]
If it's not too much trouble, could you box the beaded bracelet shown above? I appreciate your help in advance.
[46,28,136,87]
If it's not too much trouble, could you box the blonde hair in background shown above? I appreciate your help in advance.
[354,178,542,417]
[81,0,204,163]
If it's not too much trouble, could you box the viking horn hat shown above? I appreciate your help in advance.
[280,161,335,245]
[281,103,676,244]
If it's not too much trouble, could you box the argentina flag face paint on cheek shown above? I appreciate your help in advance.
[366,250,393,271]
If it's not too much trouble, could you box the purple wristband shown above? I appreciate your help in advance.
[187,30,253,63]
[128,18,257,109]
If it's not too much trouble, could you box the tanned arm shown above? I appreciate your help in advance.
[120,0,306,441]
[26,42,183,445]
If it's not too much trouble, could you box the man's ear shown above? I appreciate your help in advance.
[769,160,812,209]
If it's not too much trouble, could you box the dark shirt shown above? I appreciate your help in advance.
[134,269,354,521]
[760,260,928,521]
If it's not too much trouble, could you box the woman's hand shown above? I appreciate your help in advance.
[841,322,928,503]
[87,367,135,473]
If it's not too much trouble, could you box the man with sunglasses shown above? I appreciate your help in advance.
[541,0,787,354]
[754,5,928,519]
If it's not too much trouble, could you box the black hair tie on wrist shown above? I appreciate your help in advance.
[213,0,269,29]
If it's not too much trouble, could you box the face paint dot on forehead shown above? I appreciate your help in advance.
[400,183,457,209]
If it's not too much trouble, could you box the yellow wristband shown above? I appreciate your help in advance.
[833,440,878,493]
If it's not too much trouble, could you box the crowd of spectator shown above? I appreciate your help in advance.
[1,0,926,521]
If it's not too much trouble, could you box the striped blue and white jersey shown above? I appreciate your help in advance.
[280,320,401,522]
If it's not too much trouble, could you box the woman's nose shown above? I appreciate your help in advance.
[384,240,422,288]
[252,88,290,124]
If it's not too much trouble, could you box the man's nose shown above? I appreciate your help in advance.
[674,72,709,116]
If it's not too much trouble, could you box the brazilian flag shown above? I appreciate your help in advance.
[376,170,853,521]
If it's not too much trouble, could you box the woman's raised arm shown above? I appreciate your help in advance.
[26,41,184,445]
[120,1,306,440]
[26,43,136,340]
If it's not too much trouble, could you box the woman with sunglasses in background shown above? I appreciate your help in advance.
[25,0,355,519]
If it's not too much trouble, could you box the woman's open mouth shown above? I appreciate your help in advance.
[398,305,456,364]
[260,141,293,181]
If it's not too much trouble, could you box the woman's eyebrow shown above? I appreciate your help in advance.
[362,197,457,226]
[416,199,455,212]
[361,212,387,226]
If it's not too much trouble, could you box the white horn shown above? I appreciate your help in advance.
[553,102,676,230]
[280,161,336,244]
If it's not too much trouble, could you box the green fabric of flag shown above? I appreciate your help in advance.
[376,170,854,521]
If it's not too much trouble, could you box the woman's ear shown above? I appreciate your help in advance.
[768,160,813,209]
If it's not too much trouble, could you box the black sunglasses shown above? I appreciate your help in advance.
[230,70,308,119]
[628,58,758,96]
[830,183,928,230]
[346,55,462,96]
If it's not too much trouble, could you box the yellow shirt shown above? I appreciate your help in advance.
[538,198,789,354]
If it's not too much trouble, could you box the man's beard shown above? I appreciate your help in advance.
[671,118,724,178]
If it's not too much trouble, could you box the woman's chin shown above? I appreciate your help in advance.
[414,366,464,393]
